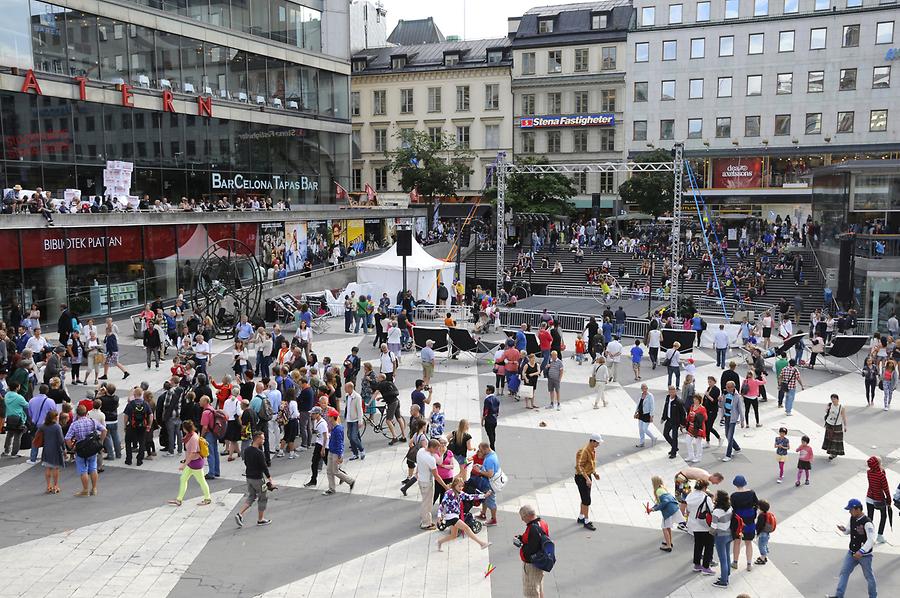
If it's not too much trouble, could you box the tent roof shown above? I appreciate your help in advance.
[357,236,452,272]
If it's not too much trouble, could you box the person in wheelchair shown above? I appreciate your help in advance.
[436,477,492,551]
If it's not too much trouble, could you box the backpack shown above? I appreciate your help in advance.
[212,409,228,440]
[762,511,777,533]
[730,513,745,539]
[740,381,750,395]
[528,521,557,572]
[130,402,148,430]
[198,435,210,458]
[258,395,274,421]
[695,497,712,526]
[276,401,290,426]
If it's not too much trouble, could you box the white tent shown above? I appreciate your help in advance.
[356,237,455,305]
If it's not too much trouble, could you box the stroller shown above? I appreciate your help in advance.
[436,486,484,534]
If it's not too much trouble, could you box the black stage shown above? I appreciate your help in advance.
[515,295,667,318]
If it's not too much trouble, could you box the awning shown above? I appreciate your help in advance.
[605,212,653,222]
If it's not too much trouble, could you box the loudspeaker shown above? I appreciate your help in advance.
[836,237,854,303]
[397,229,412,256]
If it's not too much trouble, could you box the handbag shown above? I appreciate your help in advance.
[4,414,24,431]
[490,468,508,492]
[662,350,673,367]
[588,366,598,388]
[32,428,44,448]
[75,424,103,458]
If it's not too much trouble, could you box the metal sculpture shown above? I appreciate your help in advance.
[191,238,262,339]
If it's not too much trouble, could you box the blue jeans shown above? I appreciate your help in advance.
[758,531,770,556]
[667,366,681,388]
[715,534,732,585]
[725,422,741,457]
[615,323,625,337]
[716,348,727,368]
[104,422,121,459]
[638,421,656,445]
[204,432,220,477]
[540,349,550,373]
[346,420,364,456]
[354,314,365,333]
[784,388,797,414]
[835,551,876,598]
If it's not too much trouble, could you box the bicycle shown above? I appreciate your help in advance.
[360,404,393,439]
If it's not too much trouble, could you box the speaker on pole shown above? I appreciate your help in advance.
[836,236,854,304]
[397,228,413,256]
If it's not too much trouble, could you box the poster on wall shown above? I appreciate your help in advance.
[346,219,365,254]
[384,219,397,245]
[259,223,285,271]
[712,158,763,189]
[364,219,382,252]
[307,220,331,268]
[415,217,427,240]
[331,220,346,249]
[284,222,307,273]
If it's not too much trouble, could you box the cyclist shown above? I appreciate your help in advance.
[371,373,407,445]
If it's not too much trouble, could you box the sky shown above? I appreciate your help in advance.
[380,0,582,41]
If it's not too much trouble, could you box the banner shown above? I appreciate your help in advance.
[712,158,763,189]
[346,219,365,254]
[259,222,285,270]
[307,220,330,267]
[284,222,307,272]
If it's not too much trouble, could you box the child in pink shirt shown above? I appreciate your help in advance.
[795,434,813,487]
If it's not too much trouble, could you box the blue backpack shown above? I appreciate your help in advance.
[528,521,556,572]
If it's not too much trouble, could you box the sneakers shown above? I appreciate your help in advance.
[287,453,296,460]
[348,454,360,461]
[257,519,271,526]
[276,450,284,458]
[877,534,887,544]
[693,565,703,573]
[777,477,783,484]
[322,489,335,495]
[303,481,317,488]
[235,512,244,527]
[712,580,728,588]
[583,521,596,531]
[721,456,732,462]
[26,459,37,465]
[700,568,715,576]
[730,561,738,569]
[360,452,366,460]
[485,519,498,527]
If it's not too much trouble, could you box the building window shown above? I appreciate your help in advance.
[522,52,535,75]
[774,114,791,135]
[602,47,617,69]
[839,68,857,90]
[633,120,648,141]
[748,33,764,55]
[745,115,761,137]
[754,0,768,16]
[807,70,824,92]
[846,0,862,6]
[485,124,500,149]
[487,50,503,64]
[548,92,561,113]
[352,169,362,190]
[777,73,793,94]
[547,131,561,153]
[353,60,367,73]
[428,126,443,143]
[661,80,676,101]
[573,129,588,152]
[689,78,704,99]
[718,76,733,97]
[444,54,459,67]
[597,128,614,151]
[697,1,711,21]
[669,4,683,24]
[688,118,703,139]
[663,40,677,60]
[725,0,739,18]
[719,36,734,57]
[521,131,535,153]
[599,171,614,193]
[873,65,891,88]
[548,50,562,73]
[691,38,705,59]
[600,89,616,112]
[635,42,650,62]
[876,22,894,45]
[815,0,830,9]
[837,111,854,133]
[374,129,387,152]
[351,91,360,116]
[521,94,535,115]
[784,0,799,13]
[634,82,648,102]
[456,85,470,111]
[592,13,608,29]
[400,89,414,113]
[642,6,655,26]
[747,74,762,96]
[805,113,822,134]
[428,87,442,112]
[457,170,470,190]
[809,28,827,50]
[485,83,500,110]
[573,171,587,193]
[374,168,388,190]
[392,56,407,69]
[660,119,675,140]
[539,18,554,33]
[373,90,386,115]
[779,31,795,52]
[456,125,470,148]
[574,48,589,72]
[870,109,888,131]
[843,25,860,47]
[716,117,732,138]
[574,91,589,112]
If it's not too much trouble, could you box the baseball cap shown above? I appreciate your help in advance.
[590,433,604,443]
[310,406,323,415]
[845,498,863,510]
[326,408,340,419]
[732,475,747,487]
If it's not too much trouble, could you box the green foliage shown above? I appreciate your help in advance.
[485,157,576,216]
[385,130,474,199]
[617,149,675,216]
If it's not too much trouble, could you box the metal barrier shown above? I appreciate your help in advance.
[499,308,649,339]
[414,304,472,323]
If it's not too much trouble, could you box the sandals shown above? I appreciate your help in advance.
[53,486,60,494]
[168,499,183,506]
[197,498,212,506]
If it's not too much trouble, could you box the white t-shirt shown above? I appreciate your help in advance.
[223,397,241,419]
[312,418,328,445]
[380,351,396,374]
[648,329,662,349]
[606,340,623,362]
[416,448,437,485]
[387,326,401,344]
[193,341,211,358]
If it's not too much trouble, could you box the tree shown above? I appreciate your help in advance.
[485,156,576,216]
[385,130,474,202]
[616,149,675,216]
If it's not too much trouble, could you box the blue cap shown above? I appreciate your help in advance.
[732,475,747,487]
[845,498,863,510]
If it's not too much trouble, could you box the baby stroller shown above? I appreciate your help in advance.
[437,489,484,534]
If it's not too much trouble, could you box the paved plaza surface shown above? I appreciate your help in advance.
[2,324,900,598]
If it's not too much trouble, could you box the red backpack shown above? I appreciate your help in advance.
[763,511,777,533]
[212,409,228,440]
[731,514,745,539]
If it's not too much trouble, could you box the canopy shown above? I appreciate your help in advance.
[356,237,456,304]
[605,212,653,222]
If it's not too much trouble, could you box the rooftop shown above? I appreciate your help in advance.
[386,17,445,46]
[512,1,632,47]
[352,37,512,74]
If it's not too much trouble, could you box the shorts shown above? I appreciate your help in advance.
[245,477,268,510]
[75,454,98,475]
[762,327,772,339]
[422,362,434,378]
[798,460,811,471]
[662,513,679,529]
[283,419,299,443]
[483,492,497,510]
[547,378,560,394]
[777,455,786,463]
[443,516,459,527]
[385,400,400,422]
[105,352,119,366]
[406,458,416,469]
[575,474,591,506]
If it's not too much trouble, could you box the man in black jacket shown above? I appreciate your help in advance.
[661,385,686,459]
[235,431,273,527]
[720,361,741,395]
[57,304,73,346]
[518,504,551,597]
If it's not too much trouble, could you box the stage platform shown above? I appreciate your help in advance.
[515,295,667,318]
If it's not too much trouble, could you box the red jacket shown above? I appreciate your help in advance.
[520,517,550,563]
[687,405,707,438]
[538,329,552,351]
[866,456,891,503]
